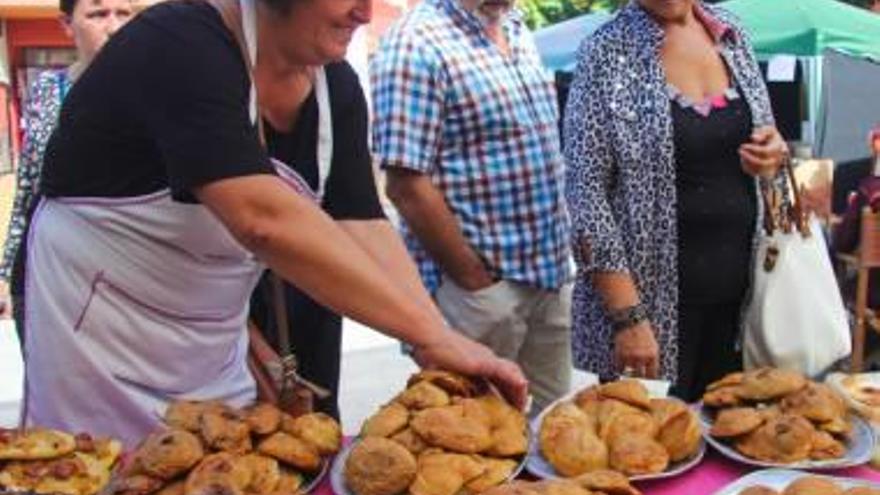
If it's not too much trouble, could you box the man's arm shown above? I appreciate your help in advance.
[385,168,494,291]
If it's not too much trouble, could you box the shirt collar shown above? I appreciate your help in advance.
[693,3,738,44]
[433,0,521,40]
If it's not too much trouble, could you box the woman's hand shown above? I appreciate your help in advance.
[412,328,529,410]
[740,126,787,179]
[614,321,659,378]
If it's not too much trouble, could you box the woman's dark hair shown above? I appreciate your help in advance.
[60,0,77,17]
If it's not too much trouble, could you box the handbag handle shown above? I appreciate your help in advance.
[761,152,809,239]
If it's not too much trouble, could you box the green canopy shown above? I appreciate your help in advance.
[721,0,880,59]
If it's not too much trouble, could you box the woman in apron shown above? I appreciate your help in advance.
[24,0,526,447]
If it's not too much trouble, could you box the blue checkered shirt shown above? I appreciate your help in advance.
[370,0,571,293]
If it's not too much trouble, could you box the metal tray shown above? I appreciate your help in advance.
[330,437,528,495]
[699,404,876,470]
[712,468,880,494]
[525,387,707,482]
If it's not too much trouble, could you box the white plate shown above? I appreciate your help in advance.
[712,468,880,494]
[525,386,707,482]
[301,457,331,494]
[331,437,529,495]
[699,404,876,470]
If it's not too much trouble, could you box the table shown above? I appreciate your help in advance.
[315,449,880,495]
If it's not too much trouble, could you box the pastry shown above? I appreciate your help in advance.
[200,410,251,454]
[843,488,880,495]
[411,405,493,454]
[244,403,282,436]
[136,429,204,480]
[409,450,485,495]
[390,428,429,455]
[573,469,641,495]
[809,431,846,460]
[602,412,658,445]
[710,408,764,438]
[657,409,702,462]
[155,480,186,495]
[272,468,303,495]
[599,380,651,409]
[781,383,846,423]
[406,370,480,398]
[463,457,517,494]
[0,428,77,460]
[257,431,321,472]
[184,453,251,495]
[738,487,779,495]
[361,403,409,438]
[607,435,669,476]
[344,437,417,495]
[737,368,807,402]
[107,474,165,495]
[164,402,226,433]
[782,476,844,495]
[707,372,744,392]
[735,414,814,463]
[237,454,280,494]
[541,423,608,477]
[284,412,341,455]
[702,386,743,408]
[396,381,451,410]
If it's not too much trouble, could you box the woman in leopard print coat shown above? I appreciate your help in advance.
[563,0,788,398]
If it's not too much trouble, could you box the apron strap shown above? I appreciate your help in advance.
[207,0,264,143]
[314,67,333,200]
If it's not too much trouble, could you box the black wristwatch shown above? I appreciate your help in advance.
[608,303,650,333]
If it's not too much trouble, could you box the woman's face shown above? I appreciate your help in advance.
[637,0,694,23]
[275,0,371,66]
[872,133,880,156]
[62,0,133,63]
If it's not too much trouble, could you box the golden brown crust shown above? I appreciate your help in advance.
[136,429,205,480]
[657,409,702,462]
[243,403,282,436]
[409,451,485,495]
[463,457,517,494]
[781,476,844,495]
[607,435,669,476]
[272,468,303,495]
[737,368,808,402]
[843,487,880,495]
[396,381,451,410]
[390,428,429,456]
[284,412,342,456]
[0,428,77,461]
[257,432,321,472]
[598,380,651,410]
[734,415,814,463]
[184,453,250,495]
[154,480,186,495]
[200,411,251,454]
[410,405,493,454]
[781,383,847,423]
[361,403,410,438]
[702,386,743,408]
[809,431,847,460]
[164,402,226,433]
[707,373,744,392]
[540,423,608,477]
[573,469,641,495]
[738,487,779,495]
[406,371,480,398]
[238,454,280,494]
[344,437,417,495]
[710,408,765,438]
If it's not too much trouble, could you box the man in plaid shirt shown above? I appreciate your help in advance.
[371,0,572,411]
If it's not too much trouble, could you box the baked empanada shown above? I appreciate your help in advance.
[257,432,321,472]
[344,437,417,495]
[361,403,409,438]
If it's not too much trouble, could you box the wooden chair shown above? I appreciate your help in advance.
[838,207,880,371]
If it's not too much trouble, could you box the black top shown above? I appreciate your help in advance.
[40,0,383,221]
[673,91,756,304]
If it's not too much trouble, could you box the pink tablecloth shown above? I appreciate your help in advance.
[315,449,880,495]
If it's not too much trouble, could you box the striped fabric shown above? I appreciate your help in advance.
[371,0,571,292]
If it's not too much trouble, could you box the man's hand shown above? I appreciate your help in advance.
[412,328,529,410]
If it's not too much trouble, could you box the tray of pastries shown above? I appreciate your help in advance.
[712,469,880,495]
[332,370,529,495]
[700,367,874,469]
[106,400,342,495]
[526,379,705,481]
[0,427,123,495]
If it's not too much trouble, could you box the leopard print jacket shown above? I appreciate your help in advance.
[563,1,775,382]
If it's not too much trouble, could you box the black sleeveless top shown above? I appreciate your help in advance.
[673,88,756,304]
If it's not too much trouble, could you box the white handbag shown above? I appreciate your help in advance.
[742,160,851,377]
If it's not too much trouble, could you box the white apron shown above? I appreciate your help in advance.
[23,0,333,447]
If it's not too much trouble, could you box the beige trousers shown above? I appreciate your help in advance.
[435,276,573,413]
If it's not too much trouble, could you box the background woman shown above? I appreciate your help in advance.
[0,0,133,336]
[564,0,787,400]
